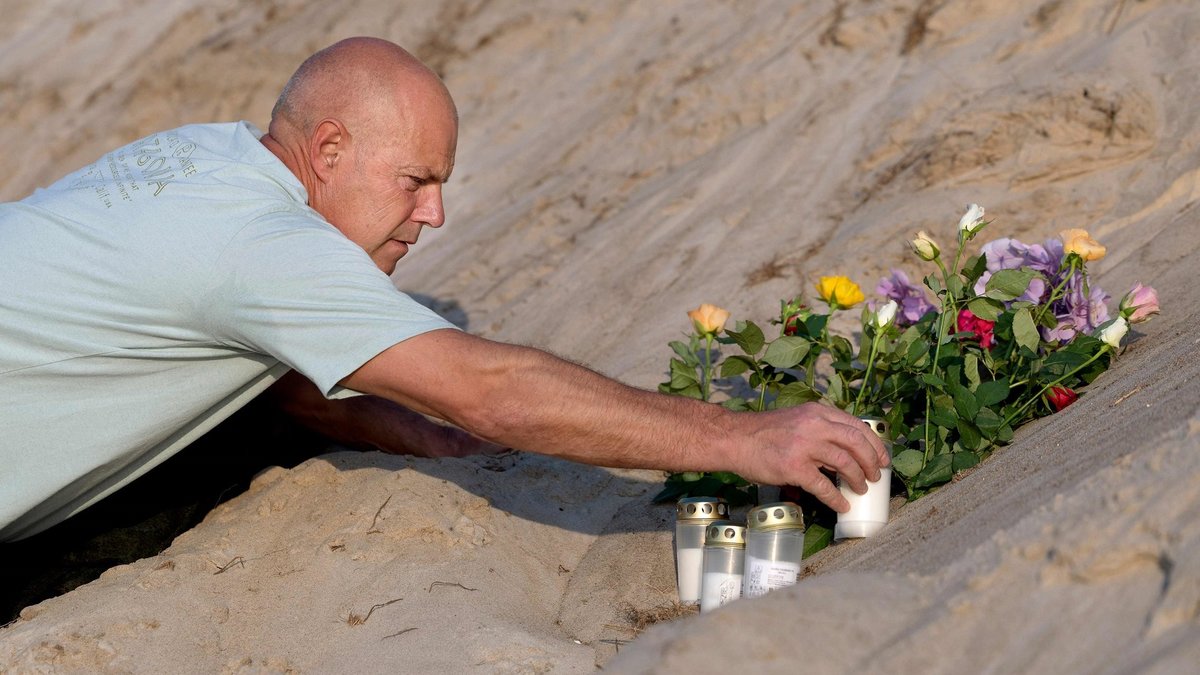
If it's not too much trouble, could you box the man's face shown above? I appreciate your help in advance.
[320,107,458,275]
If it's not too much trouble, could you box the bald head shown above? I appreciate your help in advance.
[270,37,457,143]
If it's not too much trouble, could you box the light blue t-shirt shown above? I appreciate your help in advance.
[0,122,455,541]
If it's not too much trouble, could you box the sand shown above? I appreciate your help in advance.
[2,0,1199,672]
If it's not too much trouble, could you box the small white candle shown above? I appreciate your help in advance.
[700,571,742,612]
[835,467,892,539]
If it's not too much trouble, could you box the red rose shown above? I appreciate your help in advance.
[783,314,799,335]
[956,308,995,350]
[1047,386,1078,412]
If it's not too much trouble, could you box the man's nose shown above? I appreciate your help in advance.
[414,184,445,228]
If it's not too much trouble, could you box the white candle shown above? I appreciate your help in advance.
[700,571,742,612]
[742,554,800,598]
[835,467,892,539]
[676,547,705,603]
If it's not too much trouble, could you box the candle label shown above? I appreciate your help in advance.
[744,556,800,597]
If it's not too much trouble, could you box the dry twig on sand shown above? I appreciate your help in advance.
[346,597,404,626]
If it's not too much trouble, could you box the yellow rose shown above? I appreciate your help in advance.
[816,276,865,310]
[1060,228,1106,261]
[687,303,730,336]
[910,230,941,261]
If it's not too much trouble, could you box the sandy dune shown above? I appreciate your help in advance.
[2,0,1198,672]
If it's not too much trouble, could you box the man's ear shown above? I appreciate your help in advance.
[309,119,349,183]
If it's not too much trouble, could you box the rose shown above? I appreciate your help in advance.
[909,231,940,261]
[1119,282,1159,323]
[956,308,995,349]
[1097,316,1128,348]
[1046,386,1079,412]
[1060,228,1106,261]
[958,203,986,235]
[816,276,864,310]
[780,299,811,336]
[687,303,730,336]
[873,299,898,328]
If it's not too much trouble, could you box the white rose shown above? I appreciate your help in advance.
[957,203,986,234]
[874,300,898,328]
[1098,317,1128,349]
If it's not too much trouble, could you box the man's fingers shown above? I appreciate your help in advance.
[799,466,849,513]
[827,421,882,484]
[819,444,868,495]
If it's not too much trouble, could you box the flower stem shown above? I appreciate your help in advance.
[701,333,713,402]
[1002,346,1111,428]
[852,326,883,416]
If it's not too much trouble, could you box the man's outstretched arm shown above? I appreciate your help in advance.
[264,369,505,458]
[341,329,889,512]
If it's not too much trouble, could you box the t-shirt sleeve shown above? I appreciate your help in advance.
[205,213,457,396]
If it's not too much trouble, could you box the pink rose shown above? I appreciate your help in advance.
[1119,283,1160,324]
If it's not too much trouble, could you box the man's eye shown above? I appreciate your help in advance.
[401,176,421,190]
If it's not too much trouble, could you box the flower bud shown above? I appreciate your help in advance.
[816,276,864,310]
[873,300,899,328]
[910,231,940,261]
[1046,386,1078,412]
[1097,316,1128,349]
[687,303,730,336]
[1060,228,1106,262]
[957,203,986,235]
[1119,282,1159,323]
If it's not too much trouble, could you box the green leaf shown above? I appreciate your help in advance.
[984,269,1039,301]
[775,381,822,408]
[956,418,982,450]
[669,359,699,389]
[975,380,1010,408]
[929,403,958,429]
[669,340,700,366]
[964,353,981,390]
[963,254,988,285]
[720,397,751,411]
[1012,308,1039,355]
[726,321,765,356]
[803,523,834,559]
[762,336,812,369]
[924,274,943,295]
[948,378,980,420]
[921,372,947,390]
[720,355,755,378]
[946,274,966,298]
[951,452,980,472]
[966,296,1004,321]
[974,407,1004,435]
[911,454,953,489]
[892,448,926,478]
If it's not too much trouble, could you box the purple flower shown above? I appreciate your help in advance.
[875,269,936,326]
[1040,272,1111,343]
[973,238,1063,304]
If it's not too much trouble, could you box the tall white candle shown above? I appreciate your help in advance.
[676,547,705,603]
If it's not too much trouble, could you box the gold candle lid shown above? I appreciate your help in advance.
[676,497,729,521]
[746,502,805,531]
[704,521,746,547]
[859,416,890,439]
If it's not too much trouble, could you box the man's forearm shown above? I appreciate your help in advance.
[265,369,501,458]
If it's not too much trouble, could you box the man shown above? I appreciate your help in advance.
[0,37,887,543]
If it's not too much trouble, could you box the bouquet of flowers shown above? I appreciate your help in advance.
[657,205,1160,522]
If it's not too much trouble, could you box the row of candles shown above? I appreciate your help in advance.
[675,418,893,612]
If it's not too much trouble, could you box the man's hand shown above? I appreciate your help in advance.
[731,404,889,512]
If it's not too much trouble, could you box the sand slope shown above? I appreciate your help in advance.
[2,0,1199,672]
